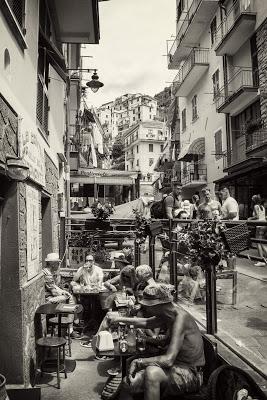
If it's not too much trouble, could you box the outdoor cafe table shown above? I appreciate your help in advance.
[35,303,83,337]
[94,339,162,378]
[72,286,110,332]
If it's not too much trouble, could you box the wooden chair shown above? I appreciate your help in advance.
[49,316,72,356]
[36,336,67,389]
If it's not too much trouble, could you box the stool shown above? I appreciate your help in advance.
[49,316,72,357]
[36,337,67,389]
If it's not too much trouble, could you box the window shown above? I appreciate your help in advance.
[149,158,154,166]
[212,70,220,98]
[36,47,49,135]
[177,0,185,22]
[210,16,217,46]
[182,108,186,131]
[7,0,25,29]
[126,165,128,171]
[136,145,139,153]
[149,144,153,152]
[136,159,139,167]
[160,144,164,152]
[133,116,135,121]
[192,95,198,121]
[148,129,153,135]
[214,129,222,160]
[251,34,259,86]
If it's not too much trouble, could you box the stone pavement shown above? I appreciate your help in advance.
[40,339,118,400]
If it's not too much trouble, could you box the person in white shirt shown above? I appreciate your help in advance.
[248,194,267,267]
[72,254,104,290]
[220,187,239,220]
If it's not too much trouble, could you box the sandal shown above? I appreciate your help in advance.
[95,355,115,361]
[80,340,92,348]
[101,373,122,400]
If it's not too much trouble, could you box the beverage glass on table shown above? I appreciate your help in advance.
[136,331,146,352]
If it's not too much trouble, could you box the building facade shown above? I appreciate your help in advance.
[0,0,100,385]
[168,0,267,215]
[213,0,267,218]
[96,93,158,141]
[124,120,168,195]
[168,0,227,200]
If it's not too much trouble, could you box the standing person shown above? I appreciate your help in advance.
[108,284,205,400]
[71,253,104,290]
[191,194,200,219]
[164,182,183,220]
[248,194,267,267]
[197,188,221,219]
[181,199,192,218]
[220,187,239,220]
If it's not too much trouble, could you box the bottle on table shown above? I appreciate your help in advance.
[121,286,127,301]
[126,325,136,352]
[136,330,146,352]
[119,335,128,353]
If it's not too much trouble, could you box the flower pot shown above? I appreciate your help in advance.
[85,219,111,231]
[0,374,9,400]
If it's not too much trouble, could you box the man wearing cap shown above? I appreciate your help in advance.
[43,253,74,304]
[108,284,205,400]
[72,254,104,290]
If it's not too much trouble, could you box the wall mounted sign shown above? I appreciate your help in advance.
[26,186,40,280]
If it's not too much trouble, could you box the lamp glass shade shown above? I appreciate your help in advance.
[86,79,104,93]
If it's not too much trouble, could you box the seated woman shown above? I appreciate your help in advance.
[178,265,205,303]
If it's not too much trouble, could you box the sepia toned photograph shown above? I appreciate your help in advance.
[0,0,266,399]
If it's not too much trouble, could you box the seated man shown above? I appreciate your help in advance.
[43,252,74,304]
[71,253,104,290]
[108,284,205,400]
[42,252,80,337]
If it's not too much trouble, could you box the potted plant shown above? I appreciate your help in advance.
[86,201,115,231]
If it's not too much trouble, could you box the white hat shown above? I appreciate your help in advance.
[45,253,61,262]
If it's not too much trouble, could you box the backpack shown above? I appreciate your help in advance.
[150,196,168,219]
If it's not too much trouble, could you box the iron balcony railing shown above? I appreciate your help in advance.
[214,0,255,49]
[215,67,258,110]
[223,149,247,169]
[246,129,267,152]
[168,0,207,64]
[182,164,207,185]
[173,48,209,90]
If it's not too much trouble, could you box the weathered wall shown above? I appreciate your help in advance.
[45,152,59,253]
[257,18,267,126]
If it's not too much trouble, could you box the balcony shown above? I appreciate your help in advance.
[181,163,207,188]
[215,0,256,56]
[222,148,263,173]
[126,154,134,161]
[172,48,209,97]
[49,0,100,44]
[215,68,259,116]
[167,0,218,69]
[246,129,267,155]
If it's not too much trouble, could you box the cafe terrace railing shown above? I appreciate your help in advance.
[62,217,267,336]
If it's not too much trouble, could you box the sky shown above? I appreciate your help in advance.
[82,0,177,108]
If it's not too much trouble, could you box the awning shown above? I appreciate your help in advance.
[70,175,134,186]
[178,137,205,161]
